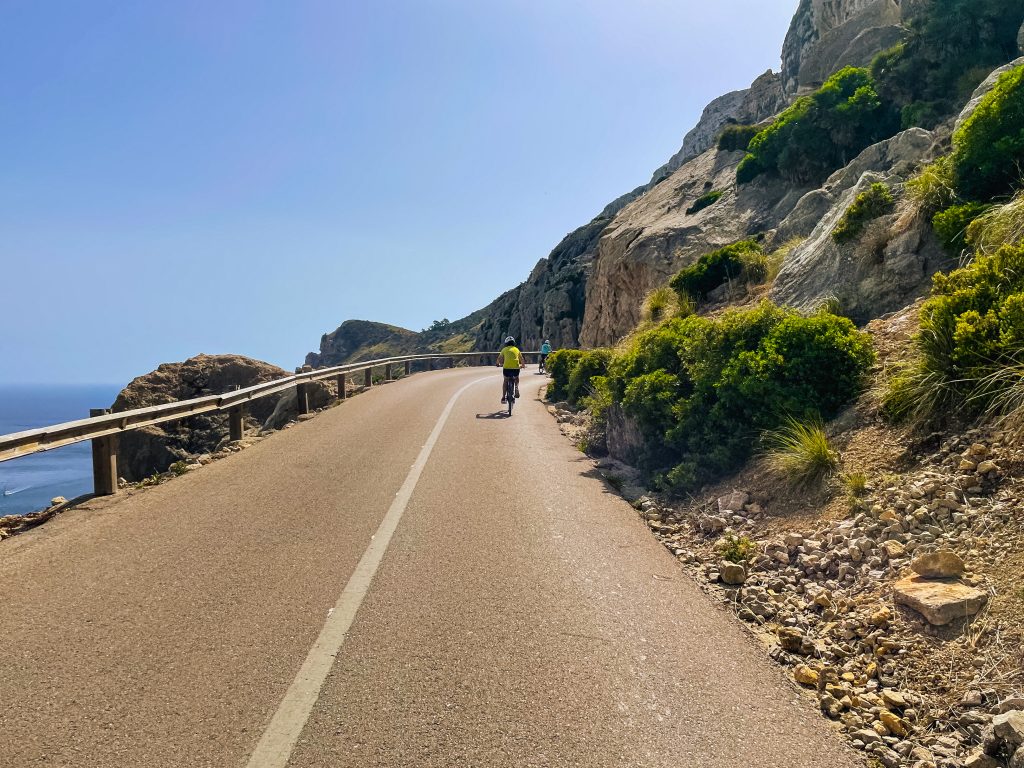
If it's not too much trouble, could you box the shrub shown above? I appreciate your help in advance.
[669,240,762,300]
[883,242,1024,422]
[739,67,899,185]
[566,349,613,405]
[871,0,1024,128]
[686,189,724,215]
[605,301,873,492]
[843,472,868,497]
[951,64,1024,201]
[169,460,190,476]
[832,183,895,243]
[718,534,756,563]
[764,416,840,488]
[966,192,1024,255]
[905,157,958,215]
[717,124,760,152]
[546,349,584,401]
[641,286,681,326]
[932,202,992,253]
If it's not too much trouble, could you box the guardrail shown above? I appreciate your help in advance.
[0,351,545,497]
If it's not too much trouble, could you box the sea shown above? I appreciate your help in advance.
[0,384,121,517]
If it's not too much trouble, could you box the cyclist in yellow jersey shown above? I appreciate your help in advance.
[497,335,523,403]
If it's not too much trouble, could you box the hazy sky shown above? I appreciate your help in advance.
[1,0,794,385]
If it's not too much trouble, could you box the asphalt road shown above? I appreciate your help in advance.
[0,367,859,767]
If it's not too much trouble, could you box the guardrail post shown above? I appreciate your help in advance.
[89,408,118,496]
[448,357,454,369]
[336,373,347,400]
[229,405,245,441]
[296,383,310,415]
[385,363,393,381]
[364,368,372,388]
[404,360,412,376]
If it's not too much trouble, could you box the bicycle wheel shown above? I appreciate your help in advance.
[506,379,514,416]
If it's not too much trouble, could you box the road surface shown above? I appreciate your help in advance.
[0,367,858,767]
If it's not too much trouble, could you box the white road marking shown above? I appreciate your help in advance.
[244,376,490,768]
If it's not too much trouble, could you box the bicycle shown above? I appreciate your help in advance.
[502,373,516,416]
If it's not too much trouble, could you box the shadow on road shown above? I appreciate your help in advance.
[475,412,512,419]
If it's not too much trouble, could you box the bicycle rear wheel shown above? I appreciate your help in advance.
[506,378,514,416]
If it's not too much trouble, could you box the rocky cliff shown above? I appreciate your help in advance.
[308,0,1021,359]
[460,0,928,350]
[111,354,329,481]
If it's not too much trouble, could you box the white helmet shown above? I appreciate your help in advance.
[504,335,515,344]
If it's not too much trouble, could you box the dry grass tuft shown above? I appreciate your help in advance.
[764,416,841,489]
[967,192,1024,255]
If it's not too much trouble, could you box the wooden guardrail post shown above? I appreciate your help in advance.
[404,360,412,376]
[364,367,372,388]
[229,405,245,441]
[296,383,310,415]
[336,372,347,400]
[89,408,118,496]
[385,363,393,381]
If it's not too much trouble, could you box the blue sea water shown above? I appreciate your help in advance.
[0,384,121,516]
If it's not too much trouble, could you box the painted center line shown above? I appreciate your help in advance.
[244,376,490,768]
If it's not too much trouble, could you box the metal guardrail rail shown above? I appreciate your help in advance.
[0,351,542,496]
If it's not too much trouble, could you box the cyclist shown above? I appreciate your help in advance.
[497,335,523,403]
[539,339,552,372]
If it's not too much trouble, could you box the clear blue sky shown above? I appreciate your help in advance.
[1,0,794,385]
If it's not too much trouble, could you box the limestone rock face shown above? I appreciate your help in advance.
[770,128,949,323]
[781,0,904,94]
[580,147,804,347]
[893,575,987,625]
[647,70,787,183]
[468,196,639,352]
[112,354,292,481]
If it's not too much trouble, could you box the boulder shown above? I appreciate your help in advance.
[717,490,750,514]
[910,550,966,579]
[111,354,314,481]
[720,561,746,585]
[993,711,1024,751]
[893,575,987,626]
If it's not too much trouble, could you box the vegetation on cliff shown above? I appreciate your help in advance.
[736,67,898,186]
[884,242,1024,424]
[870,0,1024,129]
[550,302,873,493]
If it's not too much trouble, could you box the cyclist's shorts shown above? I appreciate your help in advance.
[503,369,521,378]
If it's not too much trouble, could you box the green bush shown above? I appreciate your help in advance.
[669,240,762,300]
[738,67,899,185]
[717,124,760,152]
[932,202,993,252]
[686,189,724,215]
[883,242,1024,422]
[604,302,873,492]
[832,183,895,243]
[951,64,1024,202]
[871,0,1024,128]
[566,349,613,405]
[717,534,756,563]
[546,349,584,401]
